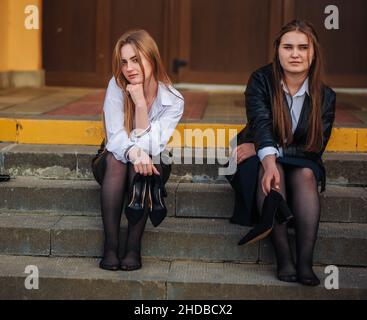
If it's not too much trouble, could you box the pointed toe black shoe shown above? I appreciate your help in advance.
[125,174,147,225]
[238,190,293,245]
[148,175,167,227]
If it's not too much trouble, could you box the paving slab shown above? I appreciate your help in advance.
[0,94,82,115]
[0,87,366,127]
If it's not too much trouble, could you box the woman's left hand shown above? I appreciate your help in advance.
[126,83,146,108]
[128,147,160,176]
[233,143,256,164]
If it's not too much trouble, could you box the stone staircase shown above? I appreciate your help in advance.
[0,143,366,299]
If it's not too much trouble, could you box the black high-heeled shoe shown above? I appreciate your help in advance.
[238,189,293,245]
[148,175,167,227]
[0,174,10,182]
[125,174,147,225]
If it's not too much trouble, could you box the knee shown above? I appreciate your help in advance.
[298,168,316,186]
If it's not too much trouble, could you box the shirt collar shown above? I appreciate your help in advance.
[158,82,175,106]
[281,77,309,97]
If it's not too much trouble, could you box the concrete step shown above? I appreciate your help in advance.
[0,254,365,299]
[176,183,367,223]
[0,176,366,223]
[1,143,366,185]
[0,212,366,267]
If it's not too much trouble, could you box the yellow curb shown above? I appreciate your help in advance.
[0,118,17,142]
[0,118,104,145]
[357,129,367,152]
[326,128,358,152]
[0,118,366,152]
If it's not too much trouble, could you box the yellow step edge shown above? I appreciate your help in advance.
[0,118,366,152]
[0,118,17,142]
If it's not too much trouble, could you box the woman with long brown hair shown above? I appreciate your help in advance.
[227,20,336,286]
[93,29,184,271]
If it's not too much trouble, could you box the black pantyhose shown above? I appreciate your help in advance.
[100,151,166,271]
[256,163,321,285]
[288,167,321,286]
[100,152,128,269]
[119,164,148,270]
[257,164,297,282]
[120,163,165,270]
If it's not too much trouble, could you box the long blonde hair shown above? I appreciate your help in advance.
[111,29,172,134]
[272,20,324,152]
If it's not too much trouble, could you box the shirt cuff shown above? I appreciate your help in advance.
[258,146,279,162]
[278,146,283,157]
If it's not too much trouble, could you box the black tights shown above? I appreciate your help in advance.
[100,152,164,269]
[257,163,320,281]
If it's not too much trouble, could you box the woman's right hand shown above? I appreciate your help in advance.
[233,143,256,164]
[128,147,160,176]
[261,154,280,196]
[126,83,146,108]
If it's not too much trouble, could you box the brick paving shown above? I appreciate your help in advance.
[0,86,366,127]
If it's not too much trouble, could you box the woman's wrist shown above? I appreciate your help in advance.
[261,154,277,170]
[135,101,147,109]
[126,146,140,162]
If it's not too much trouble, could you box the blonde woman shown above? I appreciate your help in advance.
[93,30,184,271]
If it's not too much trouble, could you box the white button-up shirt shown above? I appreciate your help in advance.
[257,78,309,161]
[103,77,184,163]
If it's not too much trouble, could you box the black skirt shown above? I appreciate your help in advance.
[91,148,172,189]
[227,155,325,227]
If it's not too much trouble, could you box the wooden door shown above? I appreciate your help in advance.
[43,0,367,87]
[43,0,111,87]
[173,0,284,84]
[109,0,171,74]
[43,0,171,87]
[290,0,367,87]
[174,0,367,86]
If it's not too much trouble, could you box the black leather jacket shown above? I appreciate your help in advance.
[237,64,336,164]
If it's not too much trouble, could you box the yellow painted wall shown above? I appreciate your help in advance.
[0,0,9,71]
[0,0,42,72]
